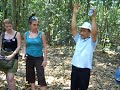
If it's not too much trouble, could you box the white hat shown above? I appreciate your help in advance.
[79,22,92,31]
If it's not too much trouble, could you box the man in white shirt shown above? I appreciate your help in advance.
[71,3,98,90]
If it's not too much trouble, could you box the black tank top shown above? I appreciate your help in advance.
[2,32,18,59]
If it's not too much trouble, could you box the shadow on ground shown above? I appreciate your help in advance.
[0,47,120,90]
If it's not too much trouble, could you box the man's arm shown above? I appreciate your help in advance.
[91,10,98,42]
[71,3,79,37]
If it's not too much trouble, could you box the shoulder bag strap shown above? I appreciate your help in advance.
[0,33,5,53]
[13,32,17,38]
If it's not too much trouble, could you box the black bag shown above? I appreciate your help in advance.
[0,49,15,69]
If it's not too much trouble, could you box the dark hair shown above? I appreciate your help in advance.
[28,13,38,24]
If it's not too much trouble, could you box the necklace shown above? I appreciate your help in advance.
[29,30,39,38]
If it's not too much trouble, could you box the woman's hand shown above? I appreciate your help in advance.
[22,54,27,61]
[5,54,14,60]
[41,60,47,68]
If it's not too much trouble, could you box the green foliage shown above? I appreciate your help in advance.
[0,0,119,50]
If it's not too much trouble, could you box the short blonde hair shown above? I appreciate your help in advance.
[3,19,12,25]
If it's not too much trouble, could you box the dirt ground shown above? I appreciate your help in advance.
[0,46,120,90]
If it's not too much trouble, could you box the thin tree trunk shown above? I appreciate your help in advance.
[11,0,17,30]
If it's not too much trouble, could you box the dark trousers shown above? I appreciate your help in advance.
[71,65,90,90]
[26,55,47,86]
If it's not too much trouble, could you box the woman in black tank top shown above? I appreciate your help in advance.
[2,32,18,59]
[0,19,21,90]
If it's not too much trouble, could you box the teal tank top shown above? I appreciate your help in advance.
[26,31,43,57]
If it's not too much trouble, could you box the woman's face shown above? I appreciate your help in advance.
[4,24,13,31]
[30,20,39,31]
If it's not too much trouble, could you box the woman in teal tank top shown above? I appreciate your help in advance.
[22,13,47,90]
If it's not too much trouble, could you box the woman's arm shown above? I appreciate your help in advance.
[41,32,48,67]
[22,34,27,59]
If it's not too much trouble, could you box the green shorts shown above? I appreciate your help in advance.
[0,59,18,74]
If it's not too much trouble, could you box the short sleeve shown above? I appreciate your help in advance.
[91,38,98,49]
[73,33,80,43]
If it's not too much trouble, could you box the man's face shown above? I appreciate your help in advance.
[80,28,91,39]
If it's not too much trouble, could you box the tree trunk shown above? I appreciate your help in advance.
[11,0,17,30]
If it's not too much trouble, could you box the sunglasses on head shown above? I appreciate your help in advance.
[31,16,38,20]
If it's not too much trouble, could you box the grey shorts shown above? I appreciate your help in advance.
[0,59,18,74]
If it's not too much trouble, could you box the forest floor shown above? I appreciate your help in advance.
[0,46,120,90]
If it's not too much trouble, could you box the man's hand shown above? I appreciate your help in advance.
[73,3,79,15]
[92,9,96,17]
[71,2,80,37]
